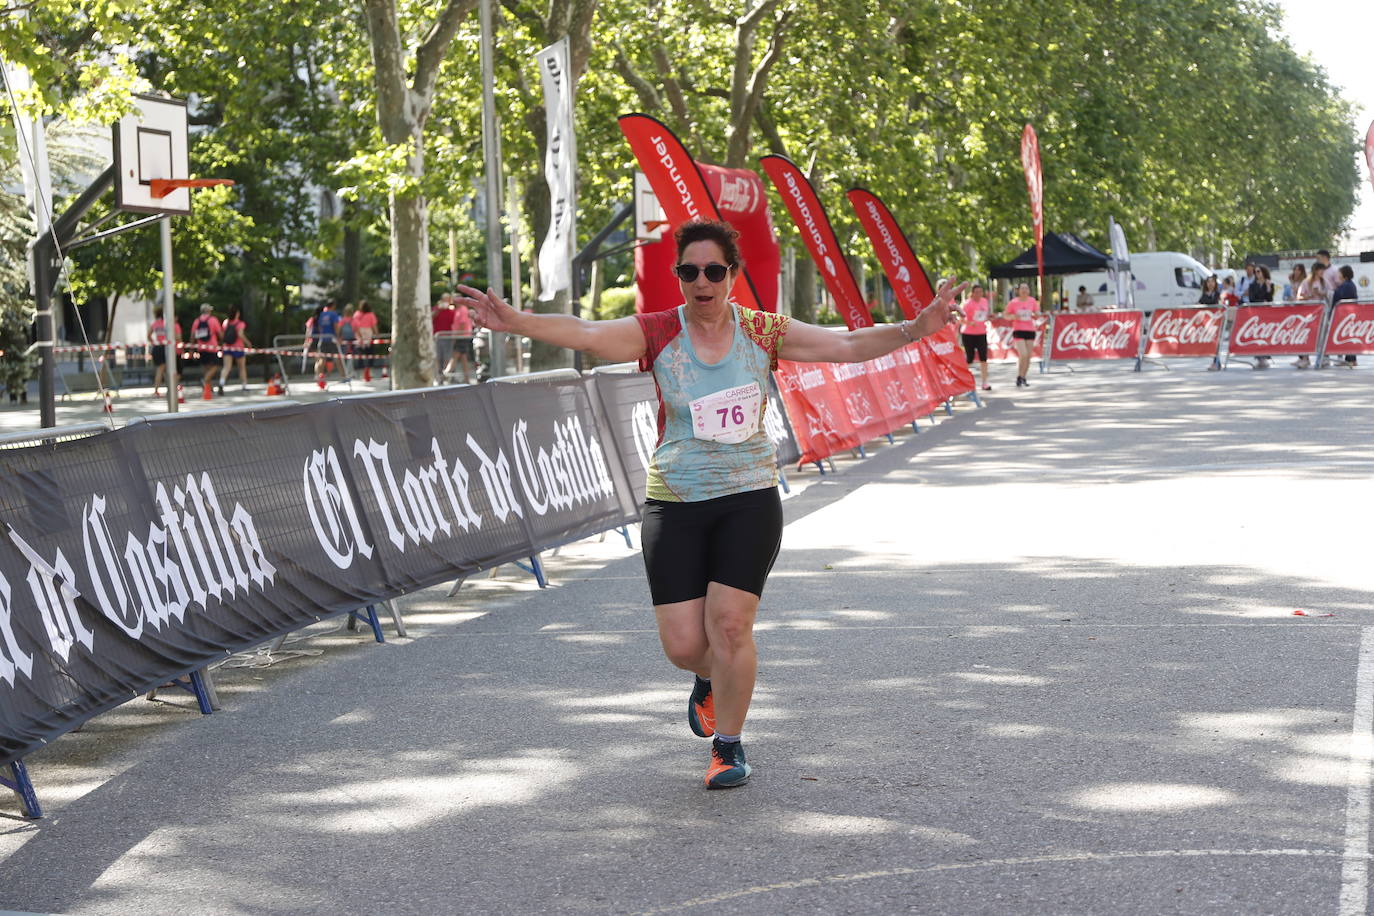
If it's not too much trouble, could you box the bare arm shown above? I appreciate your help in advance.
[779,277,967,363]
[454,285,646,364]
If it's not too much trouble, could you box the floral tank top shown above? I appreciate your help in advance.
[635,304,790,502]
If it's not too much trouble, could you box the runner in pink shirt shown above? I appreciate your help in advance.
[1007,283,1040,388]
[959,284,993,391]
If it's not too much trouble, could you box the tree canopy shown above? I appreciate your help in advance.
[1,0,1360,368]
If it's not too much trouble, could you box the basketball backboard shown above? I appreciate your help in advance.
[113,94,190,215]
[634,170,669,243]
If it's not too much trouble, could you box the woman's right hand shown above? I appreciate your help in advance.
[454,285,519,334]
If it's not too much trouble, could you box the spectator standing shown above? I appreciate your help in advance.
[1285,263,1307,302]
[1238,263,1256,301]
[313,301,341,386]
[188,304,222,397]
[1220,277,1241,310]
[1316,250,1341,299]
[450,297,474,383]
[1248,266,1275,302]
[432,293,456,382]
[1075,285,1094,310]
[1332,265,1358,367]
[147,307,181,397]
[353,300,379,382]
[959,284,993,391]
[221,306,250,392]
[1007,282,1040,388]
[1293,263,1330,368]
[1198,275,1221,305]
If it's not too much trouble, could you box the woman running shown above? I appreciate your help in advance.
[1007,282,1040,387]
[457,219,965,789]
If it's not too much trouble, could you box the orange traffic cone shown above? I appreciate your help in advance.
[177,384,185,404]
[202,384,213,401]
[101,391,114,413]
[363,367,372,382]
[265,374,283,396]
[316,373,326,389]
[325,360,335,372]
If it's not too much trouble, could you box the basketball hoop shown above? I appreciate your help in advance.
[643,219,669,232]
[149,178,235,199]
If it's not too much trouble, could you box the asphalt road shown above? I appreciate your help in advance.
[2,357,1372,915]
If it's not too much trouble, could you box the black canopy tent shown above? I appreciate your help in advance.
[989,232,1112,278]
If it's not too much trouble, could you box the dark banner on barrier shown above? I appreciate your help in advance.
[0,380,640,768]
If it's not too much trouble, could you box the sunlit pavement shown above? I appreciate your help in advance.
[2,357,1373,915]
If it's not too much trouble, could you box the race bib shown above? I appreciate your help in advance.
[690,382,762,445]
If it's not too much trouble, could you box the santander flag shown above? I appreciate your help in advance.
[1021,124,1044,284]
[1366,120,1374,194]
[759,154,873,329]
[845,187,935,320]
[618,113,764,311]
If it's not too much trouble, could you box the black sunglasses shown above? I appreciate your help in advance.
[674,263,732,283]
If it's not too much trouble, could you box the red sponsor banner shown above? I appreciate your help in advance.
[1048,311,1143,360]
[618,113,764,311]
[921,325,978,397]
[1021,124,1044,284]
[759,155,873,329]
[988,318,1044,362]
[775,361,861,464]
[1323,302,1374,355]
[891,345,942,418]
[826,362,896,444]
[861,351,924,427]
[1144,307,1225,358]
[1227,304,1323,356]
[1365,120,1374,195]
[845,187,935,320]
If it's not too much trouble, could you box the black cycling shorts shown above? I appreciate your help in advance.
[640,486,783,605]
[961,332,989,362]
[1012,329,1036,341]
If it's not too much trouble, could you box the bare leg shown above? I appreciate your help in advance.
[655,597,710,679]
[702,582,760,736]
[979,358,989,388]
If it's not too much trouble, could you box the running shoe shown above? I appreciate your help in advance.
[688,676,715,737]
[704,738,751,789]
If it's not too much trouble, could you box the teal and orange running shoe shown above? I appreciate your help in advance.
[688,675,715,738]
[704,737,751,789]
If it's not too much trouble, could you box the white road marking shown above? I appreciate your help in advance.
[639,848,1351,914]
[1340,626,1374,915]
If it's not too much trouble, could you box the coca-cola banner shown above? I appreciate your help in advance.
[988,318,1044,362]
[1144,307,1225,358]
[0,380,649,769]
[1322,303,1374,356]
[1227,304,1324,356]
[1048,311,1143,361]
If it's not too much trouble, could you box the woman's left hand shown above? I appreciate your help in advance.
[911,276,969,338]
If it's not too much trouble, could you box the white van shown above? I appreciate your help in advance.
[1064,252,1215,312]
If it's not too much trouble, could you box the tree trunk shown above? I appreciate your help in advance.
[389,175,437,387]
[793,255,816,324]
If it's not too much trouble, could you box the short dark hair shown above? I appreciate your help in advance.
[1078,285,1086,292]
[674,219,742,267]
[1318,249,1331,258]
[1312,262,1325,273]
[1341,265,1354,281]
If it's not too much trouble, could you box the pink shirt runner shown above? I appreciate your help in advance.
[452,305,473,336]
[960,297,991,335]
[1008,296,1040,331]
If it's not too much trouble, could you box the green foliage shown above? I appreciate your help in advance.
[593,286,637,321]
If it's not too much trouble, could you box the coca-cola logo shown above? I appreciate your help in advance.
[1235,312,1317,347]
[1055,319,1136,353]
[1331,312,1374,346]
[1149,309,1221,345]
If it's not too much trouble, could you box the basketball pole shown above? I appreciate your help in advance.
[479,0,506,378]
[161,217,178,414]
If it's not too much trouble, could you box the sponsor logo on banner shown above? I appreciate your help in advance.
[761,155,872,329]
[846,188,936,321]
[1228,305,1322,354]
[1146,308,1223,357]
[0,474,276,687]
[1324,303,1374,354]
[1051,313,1142,359]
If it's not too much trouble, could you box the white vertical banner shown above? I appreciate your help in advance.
[2,58,53,241]
[535,37,573,301]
